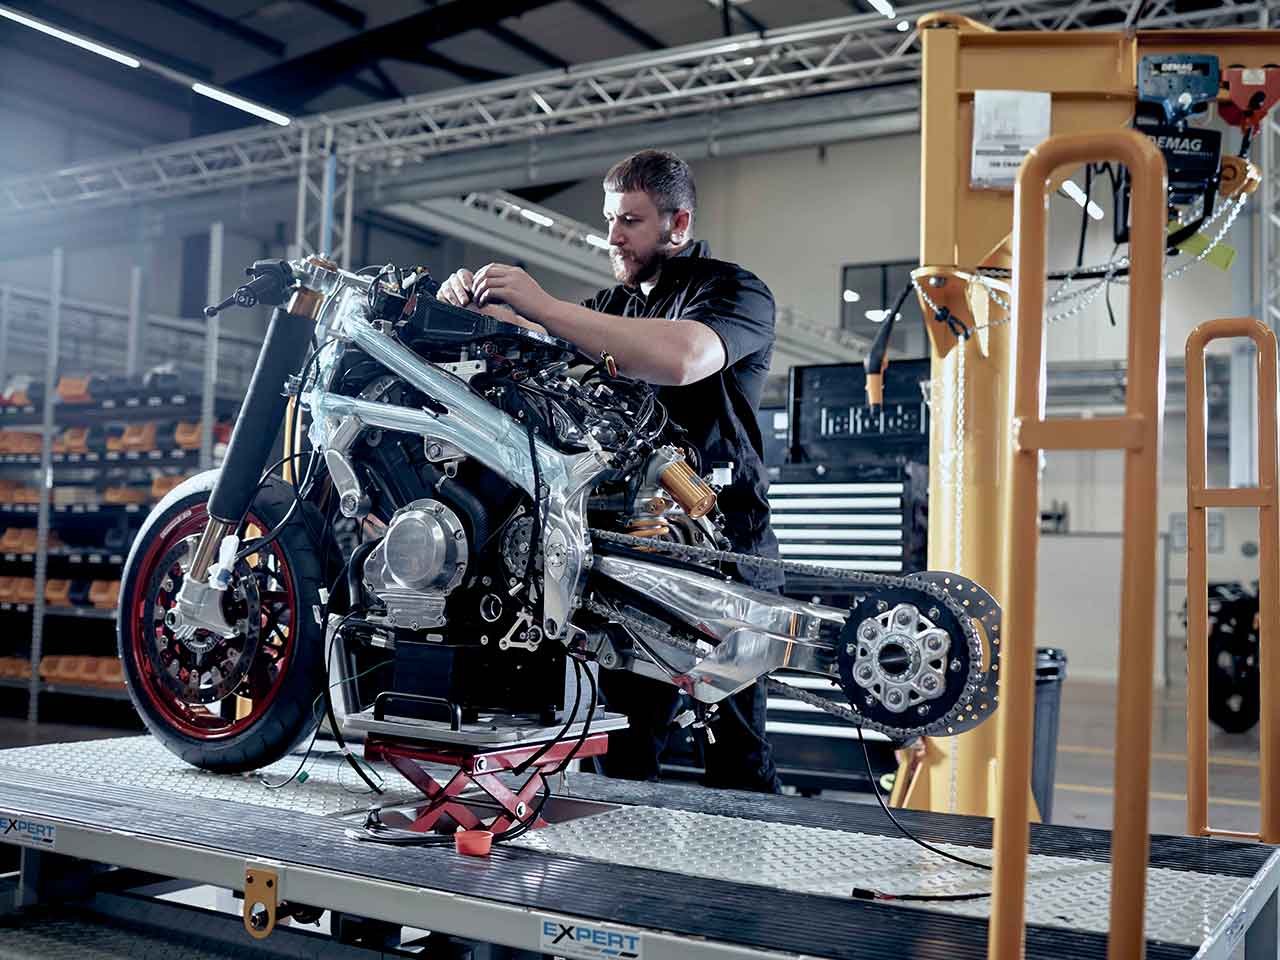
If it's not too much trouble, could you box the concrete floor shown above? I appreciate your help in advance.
[1052,678,1263,836]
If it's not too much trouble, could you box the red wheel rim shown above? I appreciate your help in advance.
[129,501,299,741]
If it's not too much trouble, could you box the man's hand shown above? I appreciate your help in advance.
[438,268,475,308]
[473,263,556,320]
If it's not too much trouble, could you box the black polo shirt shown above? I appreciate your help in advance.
[582,240,782,589]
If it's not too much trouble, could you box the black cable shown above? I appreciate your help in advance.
[1104,242,1121,327]
[318,558,384,794]
[547,656,597,777]
[1076,165,1093,270]
[524,423,543,596]
[510,652,585,777]
[258,606,358,790]
[856,725,991,875]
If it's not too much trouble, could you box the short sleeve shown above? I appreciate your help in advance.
[677,270,775,369]
[580,286,615,312]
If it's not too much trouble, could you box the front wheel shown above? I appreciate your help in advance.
[117,470,327,772]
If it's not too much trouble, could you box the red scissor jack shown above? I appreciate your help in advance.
[364,732,610,834]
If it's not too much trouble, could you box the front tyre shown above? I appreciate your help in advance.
[117,470,326,772]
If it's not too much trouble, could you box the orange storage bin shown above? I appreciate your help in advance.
[97,658,124,687]
[104,485,149,506]
[0,657,30,680]
[13,486,39,504]
[90,580,120,610]
[13,578,35,604]
[151,474,188,499]
[0,529,23,551]
[56,376,92,404]
[173,421,202,450]
[118,422,157,453]
[37,656,63,681]
[72,657,103,684]
[0,578,15,602]
[44,579,71,606]
[56,427,90,454]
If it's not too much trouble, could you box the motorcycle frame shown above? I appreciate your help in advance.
[306,281,847,702]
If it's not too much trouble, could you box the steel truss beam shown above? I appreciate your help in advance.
[2,0,1268,230]
[389,190,614,288]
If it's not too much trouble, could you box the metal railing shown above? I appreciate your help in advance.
[1184,317,1280,843]
[994,128,1167,960]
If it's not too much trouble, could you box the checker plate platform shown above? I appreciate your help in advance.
[0,736,1275,960]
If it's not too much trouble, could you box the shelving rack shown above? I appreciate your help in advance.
[0,235,257,723]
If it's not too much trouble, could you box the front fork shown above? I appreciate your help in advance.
[170,286,324,635]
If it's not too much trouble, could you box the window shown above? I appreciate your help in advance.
[839,259,926,356]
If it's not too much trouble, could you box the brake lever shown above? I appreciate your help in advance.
[204,259,296,318]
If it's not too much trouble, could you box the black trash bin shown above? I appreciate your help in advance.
[1031,647,1068,823]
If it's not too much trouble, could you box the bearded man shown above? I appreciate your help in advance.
[439,149,782,793]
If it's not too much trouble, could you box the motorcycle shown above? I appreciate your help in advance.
[117,255,1003,773]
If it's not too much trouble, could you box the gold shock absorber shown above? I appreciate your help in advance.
[658,459,716,519]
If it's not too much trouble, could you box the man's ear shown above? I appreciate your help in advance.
[669,208,692,245]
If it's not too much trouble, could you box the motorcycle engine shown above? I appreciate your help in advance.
[363,498,468,631]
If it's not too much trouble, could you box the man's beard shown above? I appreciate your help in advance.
[611,224,673,286]
[610,247,666,286]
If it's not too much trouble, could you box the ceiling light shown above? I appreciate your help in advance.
[896,19,910,31]
[867,0,896,17]
[1085,200,1105,220]
[842,289,861,303]
[192,83,291,126]
[865,309,889,323]
[0,4,139,68]
[519,208,555,228]
[586,234,611,250]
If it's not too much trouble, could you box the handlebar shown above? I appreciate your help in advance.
[203,259,296,318]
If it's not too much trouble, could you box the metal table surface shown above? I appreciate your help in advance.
[0,736,1275,960]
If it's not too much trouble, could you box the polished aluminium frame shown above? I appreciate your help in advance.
[1185,318,1280,844]
[995,129,1166,960]
[298,263,850,702]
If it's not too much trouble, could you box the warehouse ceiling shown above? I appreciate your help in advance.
[0,0,888,149]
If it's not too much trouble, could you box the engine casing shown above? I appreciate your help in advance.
[364,498,468,630]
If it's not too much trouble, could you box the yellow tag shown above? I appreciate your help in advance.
[1174,230,1236,271]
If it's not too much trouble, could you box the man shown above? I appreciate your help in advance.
[439,149,782,794]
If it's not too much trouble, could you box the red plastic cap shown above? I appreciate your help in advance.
[455,830,494,857]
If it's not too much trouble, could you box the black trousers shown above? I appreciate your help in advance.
[596,668,781,794]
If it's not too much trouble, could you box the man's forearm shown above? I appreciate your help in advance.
[528,299,716,385]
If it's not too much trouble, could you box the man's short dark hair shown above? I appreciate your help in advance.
[603,149,696,216]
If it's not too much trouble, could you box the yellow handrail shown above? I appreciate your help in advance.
[1184,317,1280,843]
[993,128,1167,960]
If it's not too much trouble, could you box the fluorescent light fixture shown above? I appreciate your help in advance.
[865,309,889,323]
[842,289,861,303]
[0,4,139,68]
[586,234,611,250]
[1061,179,1106,221]
[867,0,896,17]
[896,19,910,31]
[192,83,291,126]
[519,208,555,228]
